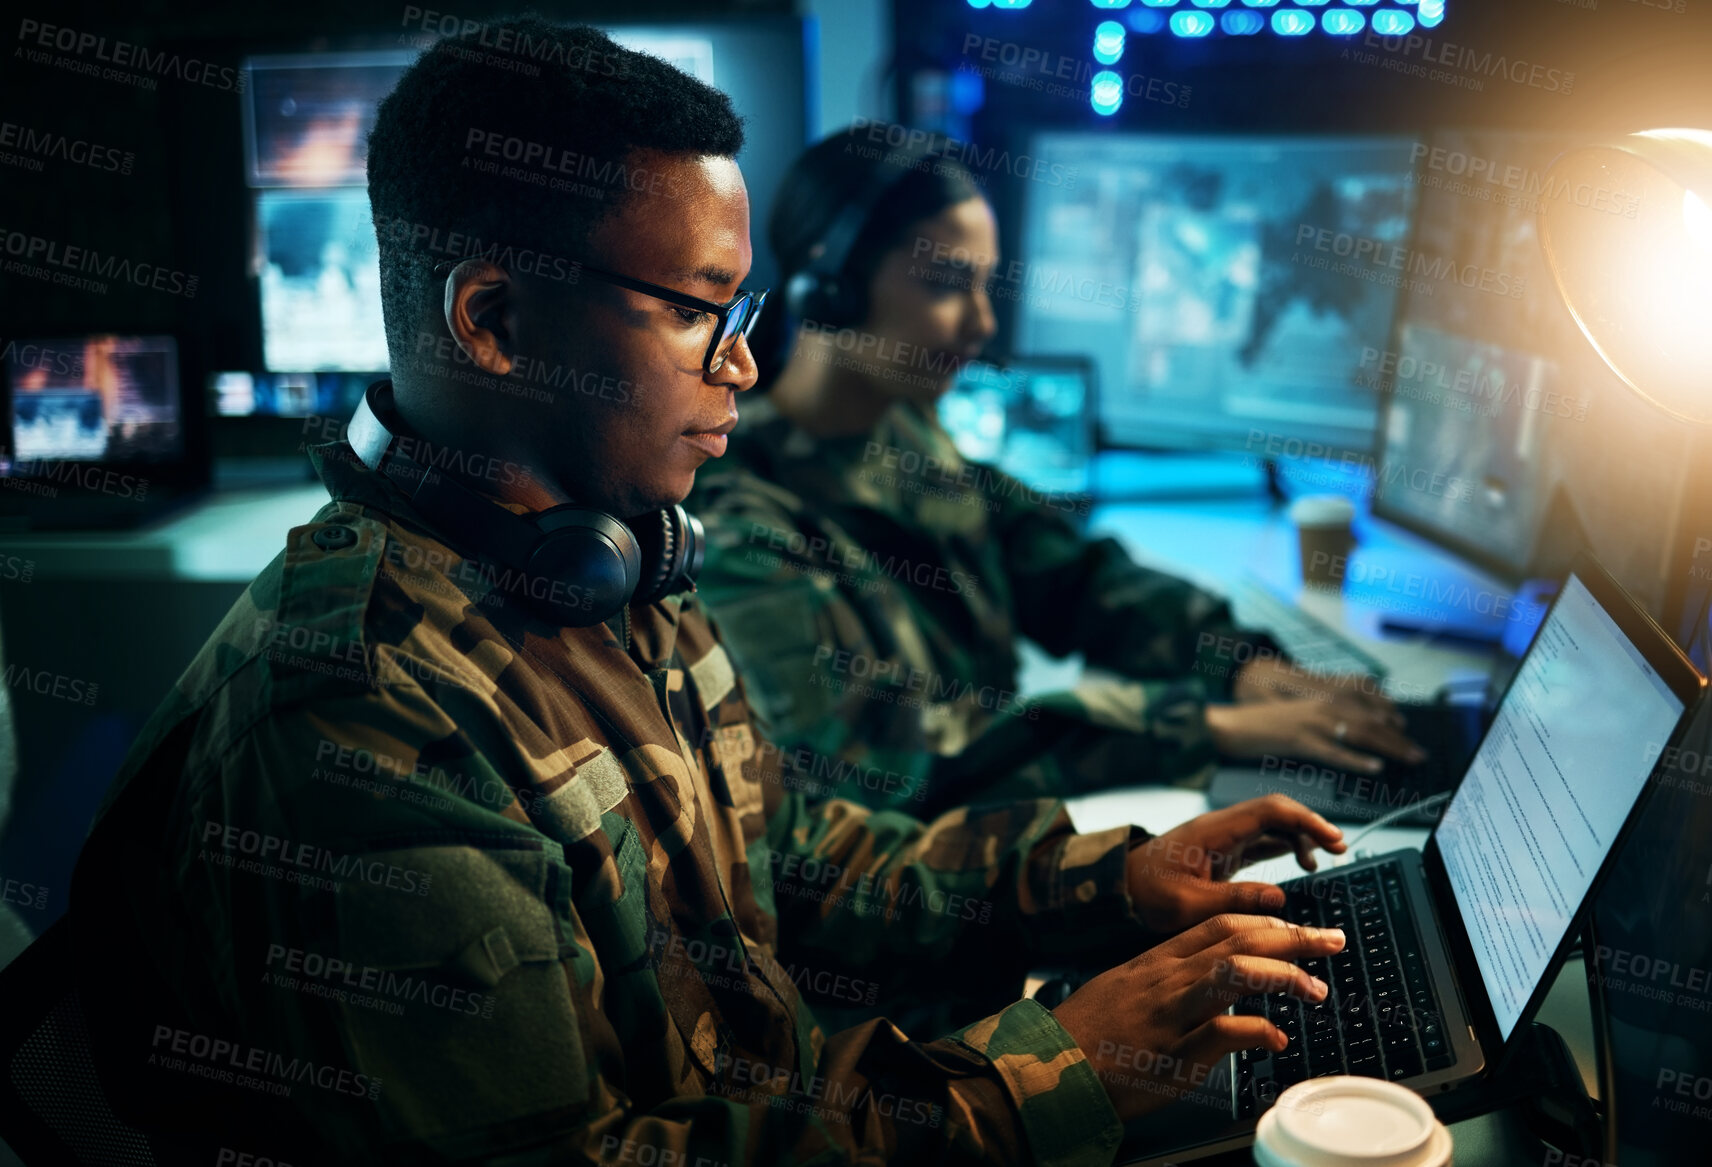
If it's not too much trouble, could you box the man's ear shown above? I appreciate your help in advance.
[444,259,515,376]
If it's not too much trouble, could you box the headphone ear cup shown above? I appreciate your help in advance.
[825,276,865,330]
[631,505,705,606]
[787,269,841,328]
[786,270,867,330]
[522,508,642,626]
[784,270,821,322]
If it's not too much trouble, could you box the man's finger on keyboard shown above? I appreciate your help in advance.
[1178,879,1286,921]
[1196,953,1330,1010]
[1221,795,1346,856]
[1294,831,1318,873]
[1177,1013,1290,1071]
[1172,915,1346,968]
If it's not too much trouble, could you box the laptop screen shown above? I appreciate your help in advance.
[938,359,1094,497]
[1434,572,1685,1041]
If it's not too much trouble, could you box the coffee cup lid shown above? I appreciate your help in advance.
[1252,1076,1451,1167]
[1287,495,1356,527]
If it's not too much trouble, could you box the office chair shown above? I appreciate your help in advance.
[0,917,163,1165]
[0,601,33,977]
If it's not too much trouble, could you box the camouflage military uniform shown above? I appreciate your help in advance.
[689,395,1278,819]
[67,422,1158,1166]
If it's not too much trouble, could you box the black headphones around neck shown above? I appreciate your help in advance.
[782,134,946,330]
[346,380,703,628]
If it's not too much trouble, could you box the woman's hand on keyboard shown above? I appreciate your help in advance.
[1052,914,1347,1122]
[1125,794,1347,932]
[1207,697,1426,774]
[1232,656,1402,723]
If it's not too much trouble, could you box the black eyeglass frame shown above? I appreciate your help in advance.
[433,259,768,375]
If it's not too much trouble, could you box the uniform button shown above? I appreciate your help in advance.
[312,525,357,551]
[1075,879,1098,903]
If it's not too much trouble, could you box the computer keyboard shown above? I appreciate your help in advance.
[1232,858,1455,1118]
[1229,575,1389,680]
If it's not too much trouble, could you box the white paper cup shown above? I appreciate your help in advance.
[1252,1076,1452,1167]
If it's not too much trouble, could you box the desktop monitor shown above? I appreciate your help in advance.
[1013,133,1418,455]
[1370,128,1695,618]
[234,24,805,386]
[1,335,182,473]
[254,188,389,373]
[209,371,371,419]
[937,356,1095,497]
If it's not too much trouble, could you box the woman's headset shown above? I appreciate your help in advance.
[781,135,946,329]
[346,380,703,627]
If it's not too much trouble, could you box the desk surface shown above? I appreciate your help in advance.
[0,483,328,581]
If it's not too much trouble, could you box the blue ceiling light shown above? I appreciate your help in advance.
[964,0,993,8]
[1044,0,1448,37]
[990,0,1034,8]
[1372,9,1416,33]
[1090,70,1124,113]
[1322,8,1367,33]
[1093,19,1127,61]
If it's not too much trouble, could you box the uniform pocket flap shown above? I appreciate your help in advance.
[332,844,564,985]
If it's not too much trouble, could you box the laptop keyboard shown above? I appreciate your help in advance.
[1233,858,1456,1117]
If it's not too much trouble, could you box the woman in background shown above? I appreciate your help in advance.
[689,125,1422,821]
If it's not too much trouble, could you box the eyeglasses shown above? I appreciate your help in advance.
[435,259,768,376]
[578,264,768,376]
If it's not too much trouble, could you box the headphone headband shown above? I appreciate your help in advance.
[804,133,945,285]
[784,130,949,328]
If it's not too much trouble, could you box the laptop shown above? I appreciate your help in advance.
[1121,555,1702,1163]
[1233,556,1700,1108]
[937,355,1097,498]
[0,333,208,530]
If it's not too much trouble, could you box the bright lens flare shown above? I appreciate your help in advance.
[1683,189,1712,252]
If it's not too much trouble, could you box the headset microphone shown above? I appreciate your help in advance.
[345,380,702,627]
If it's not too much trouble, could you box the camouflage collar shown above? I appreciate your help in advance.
[307,437,442,532]
[308,435,685,664]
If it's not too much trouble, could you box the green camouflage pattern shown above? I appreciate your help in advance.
[688,395,1275,817]
[69,429,1151,1166]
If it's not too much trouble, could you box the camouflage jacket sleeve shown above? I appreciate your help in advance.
[988,461,1281,682]
[118,680,1128,1167]
[757,776,1155,981]
[693,481,1205,803]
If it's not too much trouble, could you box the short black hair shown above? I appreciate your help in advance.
[367,16,745,364]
